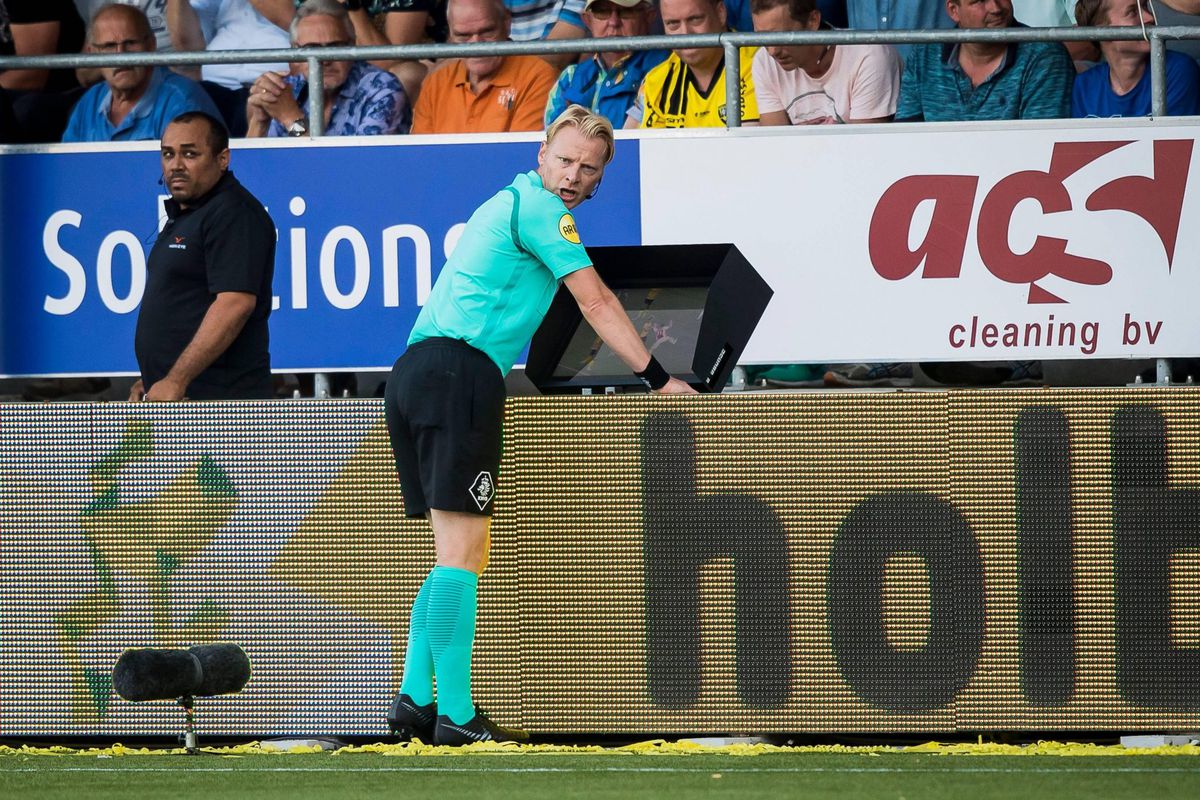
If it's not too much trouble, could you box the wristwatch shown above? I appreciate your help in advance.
[286,117,309,137]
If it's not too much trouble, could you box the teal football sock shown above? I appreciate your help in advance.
[426,565,479,725]
[398,571,435,706]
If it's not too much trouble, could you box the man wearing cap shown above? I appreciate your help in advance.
[544,0,667,129]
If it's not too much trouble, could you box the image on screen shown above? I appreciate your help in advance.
[551,287,707,379]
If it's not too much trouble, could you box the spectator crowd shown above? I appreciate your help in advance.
[2,0,1199,145]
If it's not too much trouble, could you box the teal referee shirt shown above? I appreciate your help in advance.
[409,171,594,375]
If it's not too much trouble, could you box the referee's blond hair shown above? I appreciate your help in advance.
[546,105,615,165]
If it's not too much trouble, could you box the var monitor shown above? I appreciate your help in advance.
[526,243,773,394]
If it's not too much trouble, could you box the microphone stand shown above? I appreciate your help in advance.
[178,695,197,755]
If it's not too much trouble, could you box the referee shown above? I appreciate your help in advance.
[386,106,695,745]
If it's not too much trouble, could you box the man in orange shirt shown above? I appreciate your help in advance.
[412,0,558,133]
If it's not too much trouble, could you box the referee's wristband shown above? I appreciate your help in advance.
[636,356,670,391]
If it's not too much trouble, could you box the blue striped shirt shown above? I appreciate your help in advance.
[846,1,955,62]
[506,0,585,42]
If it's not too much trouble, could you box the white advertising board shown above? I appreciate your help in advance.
[638,120,1200,363]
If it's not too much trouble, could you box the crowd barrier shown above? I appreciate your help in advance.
[2,389,1197,736]
[3,119,1199,377]
[2,26,1198,128]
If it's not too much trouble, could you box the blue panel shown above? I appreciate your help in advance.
[0,139,642,376]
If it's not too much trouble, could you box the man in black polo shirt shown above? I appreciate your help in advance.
[131,111,275,401]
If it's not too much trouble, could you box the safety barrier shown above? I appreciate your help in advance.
[3,26,1200,132]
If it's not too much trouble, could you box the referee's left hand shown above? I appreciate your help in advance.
[654,377,698,395]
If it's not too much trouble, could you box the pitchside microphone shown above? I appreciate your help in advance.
[113,643,251,701]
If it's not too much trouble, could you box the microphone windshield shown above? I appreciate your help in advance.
[113,648,203,702]
[190,643,251,696]
[112,643,250,701]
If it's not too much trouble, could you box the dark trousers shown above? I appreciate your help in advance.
[201,81,250,138]
[0,88,18,143]
[4,86,85,143]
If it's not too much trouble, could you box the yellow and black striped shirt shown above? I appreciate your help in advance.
[635,47,759,128]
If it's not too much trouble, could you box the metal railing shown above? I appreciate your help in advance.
[2,26,1200,134]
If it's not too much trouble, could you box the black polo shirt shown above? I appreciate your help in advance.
[135,171,275,400]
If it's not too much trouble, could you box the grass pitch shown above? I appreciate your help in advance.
[3,744,1198,800]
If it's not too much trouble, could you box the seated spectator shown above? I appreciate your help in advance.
[63,4,219,142]
[411,0,556,134]
[167,0,294,136]
[626,0,759,128]
[1072,0,1200,117]
[246,0,409,136]
[751,0,899,125]
[3,0,87,142]
[845,0,954,63]
[506,0,586,72]
[301,0,440,107]
[75,1,173,49]
[896,0,1073,121]
[73,1,176,88]
[544,0,667,129]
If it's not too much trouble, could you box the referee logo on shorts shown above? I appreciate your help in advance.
[471,471,495,511]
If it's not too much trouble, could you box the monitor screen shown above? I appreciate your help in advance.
[551,286,708,379]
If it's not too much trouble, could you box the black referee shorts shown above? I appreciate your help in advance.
[384,337,506,518]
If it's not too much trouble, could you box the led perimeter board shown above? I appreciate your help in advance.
[2,390,1199,737]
